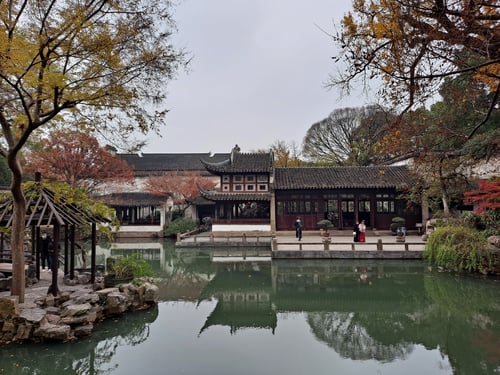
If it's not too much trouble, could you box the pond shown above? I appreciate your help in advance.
[0,239,499,375]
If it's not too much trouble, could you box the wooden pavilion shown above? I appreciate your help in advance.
[0,174,111,296]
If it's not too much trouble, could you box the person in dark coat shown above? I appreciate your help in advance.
[41,232,53,271]
[353,221,360,242]
[295,217,303,241]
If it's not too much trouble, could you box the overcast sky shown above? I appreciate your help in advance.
[142,0,372,154]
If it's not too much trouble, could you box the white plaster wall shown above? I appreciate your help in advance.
[115,225,163,233]
[212,224,271,232]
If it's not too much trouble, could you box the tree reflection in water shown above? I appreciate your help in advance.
[308,312,412,362]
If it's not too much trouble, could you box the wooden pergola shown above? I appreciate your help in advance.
[0,174,110,295]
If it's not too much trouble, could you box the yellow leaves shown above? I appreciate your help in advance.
[0,35,35,76]
[372,22,388,38]
[342,13,357,35]
[474,63,500,93]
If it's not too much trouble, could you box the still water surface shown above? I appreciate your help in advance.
[0,240,499,375]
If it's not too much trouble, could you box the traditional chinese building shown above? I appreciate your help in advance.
[200,146,421,232]
[273,166,420,231]
[199,145,274,232]
[96,152,229,237]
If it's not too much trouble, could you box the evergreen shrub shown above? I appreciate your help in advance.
[164,217,198,237]
[423,225,492,273]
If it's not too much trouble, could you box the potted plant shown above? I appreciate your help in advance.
[317,219,334,237]
[390,217,406,235]
[104,254,154,287]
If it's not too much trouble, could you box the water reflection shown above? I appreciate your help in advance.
[0,307,158,375]
[0,240,498,375]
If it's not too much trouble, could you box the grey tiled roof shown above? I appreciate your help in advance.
[95,192,166,206]
[274,166,411,190]
[118,153,230,172]
[200,190,271,201]
[201,152,273,174]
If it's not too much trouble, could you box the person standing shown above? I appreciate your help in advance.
[40,231,52,271]
[358,220,367,242]
[353,221,360,242]
[295,217,303,241]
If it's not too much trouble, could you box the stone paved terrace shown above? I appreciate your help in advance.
[0,268,70,302]
[176,230,426,259]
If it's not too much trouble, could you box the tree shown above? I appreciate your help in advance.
[23,129,133,192]
[145,172,216,214]
[464,178,500,214]
[393,73,499,215]
[302,106,391,165]
[269,140,303,167]
[330,1,499,127]
[0,1,185,302]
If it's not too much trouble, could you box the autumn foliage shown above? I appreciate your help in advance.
[464,179,500,214]
[23,130,134,191]
[333,1,499,116]
[145,172,216,211]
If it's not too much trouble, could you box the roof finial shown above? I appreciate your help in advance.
[232,144,240,153]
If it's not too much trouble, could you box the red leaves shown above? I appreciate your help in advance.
[23,130,134,191]
[464,179,500,213]
[145,171,216,204]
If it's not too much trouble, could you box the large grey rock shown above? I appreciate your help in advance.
[74,324,94,337]
[63,276,79,286]
[96,287,120,297]
[60,310,97,325]
[19,307,46,324]
[14,322,33,340]
[77,273,91,285]
[64,291,99,306]
[34,323,72,341]
[61,303,92,318]
[105,292,132,314]
[144,283,159,303]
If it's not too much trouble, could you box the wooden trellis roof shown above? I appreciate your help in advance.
[0,183,109,228]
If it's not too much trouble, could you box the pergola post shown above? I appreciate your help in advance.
[48,223,61,296]
[64,228,69,275]
[34,226,40,280]
[91,222,96,284]
[70,225,75,280]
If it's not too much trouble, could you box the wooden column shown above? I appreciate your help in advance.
[35,227,41,280]
[48,223,60,296]
[64,227,69,275]
[91,222,96,284]
[270,191,276,232]
[70,225,75,280]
